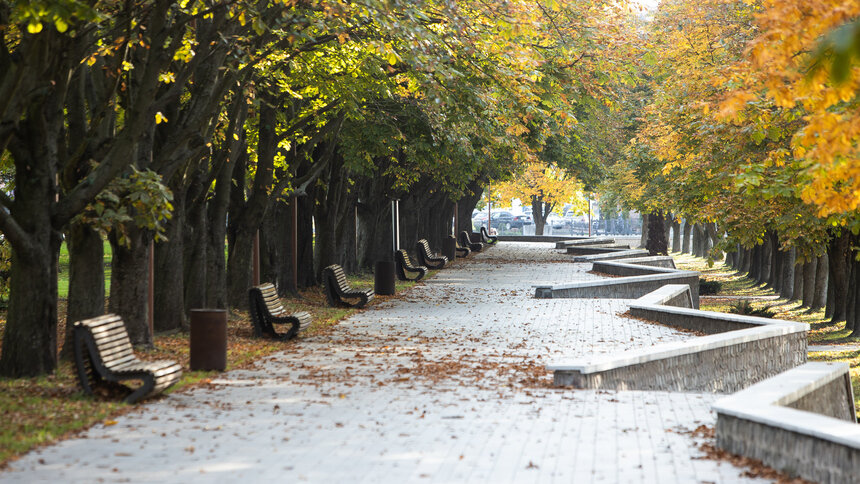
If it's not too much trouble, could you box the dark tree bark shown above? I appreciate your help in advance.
[639,214,649,249]
[811,254,828,310]
[791,260,804,302]
[749,245,761,281]
[456,183,483,237]
[533,197,556,236]
[671,220,681,253]
[827,231,850,323]
[692,224,704,257]
[848,258,860,336]
[153,182,187,332]
[60,222,106,359]
[108,226,152,346]
[780,247,796,300]
[681,221,692,254]
[183,183,208,313]
[825,269,835,320]
[801,257,817,308]
[645,211,668,256]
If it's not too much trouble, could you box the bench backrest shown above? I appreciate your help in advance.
[251,283,285,317]
[418,239,432,255]
[74,314,136,370]
[325,264,351,291]
[397,249,415,267]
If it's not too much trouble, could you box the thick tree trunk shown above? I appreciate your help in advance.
[109,227,153,346]
[61,222,106,359]
[226,228,255,309]
[646,211,668,255]
[154,190,186,332]
[772,244,784,294]
[749,245,761,281]
[849,259,860,336]
[671,220,681,253]
[827,232,850,322]
[780,247,796,300]
[184,187,208,313]
[758,239,772,286]
[791,260,804,302]
[681,221,692,254]
[766,232,779,288]
[825,269,835,319]
[0,227,62,376]
[801,257,817,308]
[691,224,703,257]
[811,254,828,310]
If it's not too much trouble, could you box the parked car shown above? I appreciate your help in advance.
[511,214,533,228]
[546,213,565,229]
[490,211,515,230]
[472,211,488,229]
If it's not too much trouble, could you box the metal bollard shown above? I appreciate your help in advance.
[189,309,227,371]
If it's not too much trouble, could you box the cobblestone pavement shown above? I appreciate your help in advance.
[3,242,769,483]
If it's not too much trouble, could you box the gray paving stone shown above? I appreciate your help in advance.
[1,242,770,483]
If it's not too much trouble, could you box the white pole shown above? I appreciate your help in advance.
[395,199,400,250]
[391,200,397,252]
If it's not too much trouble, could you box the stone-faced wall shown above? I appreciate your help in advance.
[553,331,807,393]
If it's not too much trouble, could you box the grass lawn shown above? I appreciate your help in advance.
[0,261,426,467]
[674,251,860,419]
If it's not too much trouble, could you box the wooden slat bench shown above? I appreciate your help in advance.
[73,314,182,404]
[323,264,374,308]
[480,226,498,245]
[459,230,483,252]
[416,239,448,269]
[455,241,471,258]
[395,249,428,281]
[248,283,312,340]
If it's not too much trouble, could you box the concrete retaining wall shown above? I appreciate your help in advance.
[713,362,859,483]
[571,250,650,262]
[497,235,583,243]
[554,237,615,249]
[535,271,701,308]
[551,329,806,392]
[547,282,808,393]
[592,258,677,274]
[566,246,634,255]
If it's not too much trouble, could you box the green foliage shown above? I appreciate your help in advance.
[698,278,722,295]
[73,167,173,247]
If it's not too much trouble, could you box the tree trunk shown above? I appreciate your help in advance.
[825,269,835,319]
[692,224,703,257]
[60,222,106,359]
[780,247,795,300]
[646,211,668,255]
[811,254,828,310]
[827,231,850,323]
[772,243,784,294]
[108,227,153,346]
[681,221,692,254]
[847,261,858,335]
[749,245,761,281]
[801,257,817,308]
[184,186,208,313]
[153,189,186,332]
[0,226,62,377]
[671,220,681,253]
[791,260,804,302]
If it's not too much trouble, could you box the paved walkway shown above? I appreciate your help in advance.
[3,243,768,483]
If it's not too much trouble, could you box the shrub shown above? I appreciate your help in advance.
[699,279,722,295]
[729,300,775,318]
